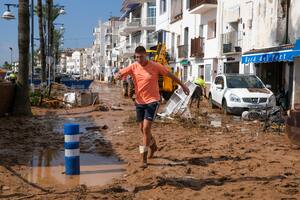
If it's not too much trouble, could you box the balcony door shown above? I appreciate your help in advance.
[147,2,156,25]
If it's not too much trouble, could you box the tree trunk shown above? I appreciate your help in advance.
[46,0,53,81]
[37,0,46,83]
[13,0,31,115]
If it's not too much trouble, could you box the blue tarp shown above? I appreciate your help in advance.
[241,38,300,64]
[61,80,93,89]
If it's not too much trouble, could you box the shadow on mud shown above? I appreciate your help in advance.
[133,175,287,193]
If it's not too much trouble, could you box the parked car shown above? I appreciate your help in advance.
[208,74,276,115]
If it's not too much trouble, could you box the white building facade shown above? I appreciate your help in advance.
[119,0,158,66]
[156,0,219,91]
[219,0,300,110]
[92,21,107,80]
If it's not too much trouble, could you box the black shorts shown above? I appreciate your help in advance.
[135,101,160,122]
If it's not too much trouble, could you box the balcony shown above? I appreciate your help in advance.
[189,0,217,14]
[222,31,242,54]
[119,17,156,36]
[106,44,112,50]
[105,29,112,35]
[178,45,188,58]
[190,37,204,58]
[121,43,139,58]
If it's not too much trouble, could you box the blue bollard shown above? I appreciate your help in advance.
[64,124,80,175]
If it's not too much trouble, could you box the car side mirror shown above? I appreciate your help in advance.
[216,84,223,89]
[266,84,271,89]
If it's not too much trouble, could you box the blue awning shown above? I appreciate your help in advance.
[242,38,300,64]
[119,3,140,20]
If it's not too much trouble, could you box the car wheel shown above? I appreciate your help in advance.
[209,94,217,109]
[222,99,229,115]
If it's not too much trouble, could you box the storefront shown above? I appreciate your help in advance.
[241,39,300,110]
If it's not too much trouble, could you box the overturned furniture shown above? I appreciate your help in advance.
[157,81,197,118]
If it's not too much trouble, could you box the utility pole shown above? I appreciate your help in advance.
[30,0,34,85]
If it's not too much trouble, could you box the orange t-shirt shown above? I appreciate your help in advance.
[119,61,170,104]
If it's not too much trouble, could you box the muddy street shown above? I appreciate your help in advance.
[0,82,300,200]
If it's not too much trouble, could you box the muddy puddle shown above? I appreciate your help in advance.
[27,150,125,187]
[25,114,125,188]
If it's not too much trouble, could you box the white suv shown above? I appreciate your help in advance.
[208,74,276,115]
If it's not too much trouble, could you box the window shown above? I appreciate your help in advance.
[171,33,175,56]
[147,2,156,25]
[184,27,189,45]
[199,24,204,37]
[157,30,166,43]
[207,20,216,39]
[214,76,224,88]
[205,64,212,82]
[160,0,166,14]
[177,35,181,46]
[224,62,239,74]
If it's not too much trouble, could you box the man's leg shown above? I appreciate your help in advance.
[145,102,159,158]
[142,119,152,146]
[136,104,149,168]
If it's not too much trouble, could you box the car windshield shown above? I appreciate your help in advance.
[226,76,264,89]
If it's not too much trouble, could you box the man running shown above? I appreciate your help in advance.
[115,46,189,168]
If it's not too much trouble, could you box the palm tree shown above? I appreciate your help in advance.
[37,0,46,83]
[46,0,53,79]
[13,0,31,115]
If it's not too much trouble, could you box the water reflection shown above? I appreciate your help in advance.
[27,150,125,187]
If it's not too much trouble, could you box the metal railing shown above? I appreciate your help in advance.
[222,31,242,54]
[121,17,156,29]
[178,45,188,58]
[190,0,217,10]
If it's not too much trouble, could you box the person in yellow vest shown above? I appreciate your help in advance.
[9,72,17,84]
[194,75,205,88]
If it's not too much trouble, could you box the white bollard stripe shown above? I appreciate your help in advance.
[65,149,80,157]
[64,134,80,143]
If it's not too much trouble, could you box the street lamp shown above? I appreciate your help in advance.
[1,4,17,20]
[58,6,66,15]
[2,2,35,86]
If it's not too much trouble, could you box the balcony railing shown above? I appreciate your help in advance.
[222,31,242,54]
[121,17,156,30]
[146,17,156,26]
[190,0,217,10]
[190,37,204,58]
[178,45,188,58]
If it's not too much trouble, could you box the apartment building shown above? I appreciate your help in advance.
[119,0,157,66]
[91,21,107,80]
[156,0,218,90]
[103,17,124,81]
[219,0,300,109]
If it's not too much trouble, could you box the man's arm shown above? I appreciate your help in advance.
[166,72,190,96]
[115,65,132,80]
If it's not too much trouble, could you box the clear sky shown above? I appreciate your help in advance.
[0,0,122,66]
